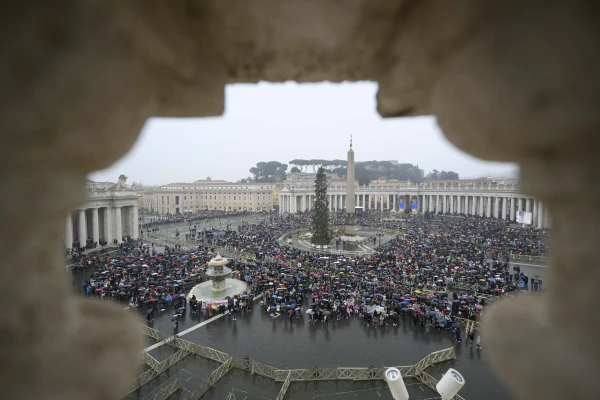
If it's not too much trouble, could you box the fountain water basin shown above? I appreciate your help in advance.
[188,254,247,302]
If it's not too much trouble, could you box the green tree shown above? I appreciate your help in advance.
[290,166,301,173]
[310,166,332,247]
[249,161,287,182]
[427,169,440,180]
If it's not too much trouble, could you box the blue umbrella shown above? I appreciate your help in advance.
[401,301,409,305]
[272,295,278,299]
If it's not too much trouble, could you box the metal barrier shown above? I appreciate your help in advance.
[126,349,190,395]
[151,378,181,400]
[184,356,233,400]
[126,368,160,394]
[232,356,250,371]
[413,347,456,374]
[173,337,232,364]
[453,317,482,333]
[508,252,548,262]
[276,371,292,400]
[138,315,463,399]
[225,392,236,400]
[142,324,162,341]
[143,352,161,371]
[251,360,279,380]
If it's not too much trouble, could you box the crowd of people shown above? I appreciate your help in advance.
[72,210,547,342]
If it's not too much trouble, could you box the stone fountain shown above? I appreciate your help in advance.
[188,254,247,301]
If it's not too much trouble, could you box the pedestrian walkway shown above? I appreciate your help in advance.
[144,293,264,353]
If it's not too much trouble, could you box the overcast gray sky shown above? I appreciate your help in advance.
[90,82,517,185]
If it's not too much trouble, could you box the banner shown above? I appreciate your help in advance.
[516,211,532,225]
[411,196,418,214]
[398,200,405,213]
[202,299,229,307]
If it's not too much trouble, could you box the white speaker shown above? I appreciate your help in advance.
[385,367,409,400]
[436,368,465,399]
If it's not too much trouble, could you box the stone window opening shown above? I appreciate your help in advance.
[5,3,598,400]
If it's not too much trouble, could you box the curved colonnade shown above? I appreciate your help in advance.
[279,180,549,228]
[64,183,139,251]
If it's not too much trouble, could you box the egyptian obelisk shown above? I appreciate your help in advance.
[345,135,356,234]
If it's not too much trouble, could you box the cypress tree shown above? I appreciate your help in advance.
[310,166,332,247]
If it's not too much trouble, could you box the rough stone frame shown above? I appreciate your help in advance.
[1,1,599,399]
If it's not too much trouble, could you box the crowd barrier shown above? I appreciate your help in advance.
[130,325,465,399]
[276,371,292,400]
[126,348,189,395]
[452,317,481,333]
[184,356,233,400]
[507,252,548,262]
[151,378,181,400]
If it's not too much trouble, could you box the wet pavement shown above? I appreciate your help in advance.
[132,293,512,400]
[67,214,548,399]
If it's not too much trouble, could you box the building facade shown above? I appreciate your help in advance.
[279,177,551,228]
[144,180,273,214]
[64,179,140,250]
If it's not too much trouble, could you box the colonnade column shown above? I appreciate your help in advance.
[65,214,73,249]
[450,195,454,214]
[486,196,492,217]
[132,206,139,239]
[510,198,516,221]
[526,198,531,214]
[114,206,122,243]
[92,208,99,245]
[103,207,113,244]
[482,196,486,216]
[501,197,507,219]
[458,196,462,214]
[78,209,87,245]
[532,200,539,226]
[493,197,498,218]
[537,202,544,229]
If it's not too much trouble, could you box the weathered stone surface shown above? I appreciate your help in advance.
[1,1,599,399]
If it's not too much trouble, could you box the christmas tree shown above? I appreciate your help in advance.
[310,166,332,247]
